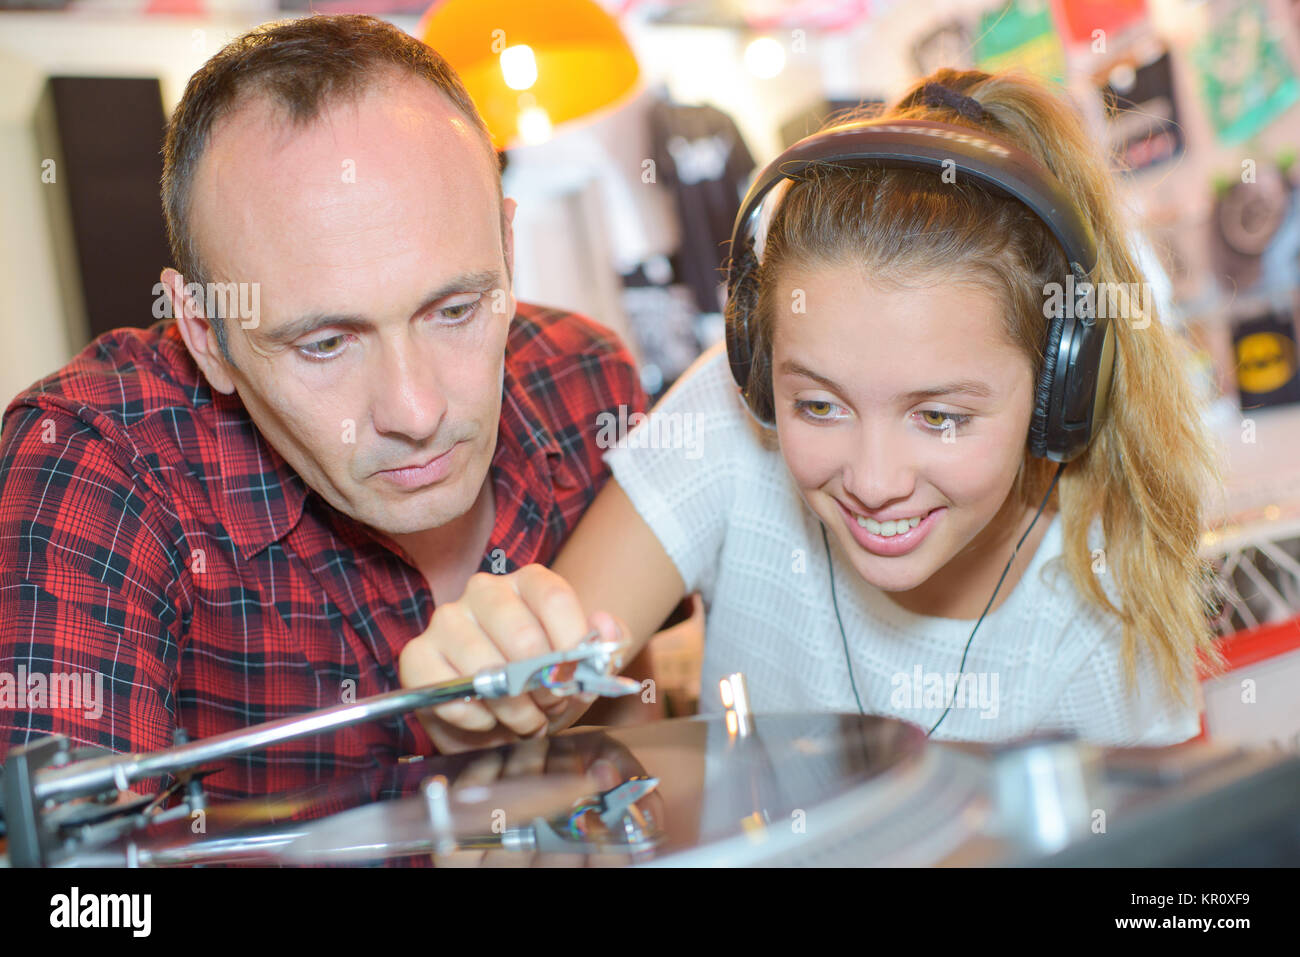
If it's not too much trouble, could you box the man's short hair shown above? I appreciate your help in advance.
[160,14,501,363]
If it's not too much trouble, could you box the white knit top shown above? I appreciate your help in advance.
[604,345,1202,746]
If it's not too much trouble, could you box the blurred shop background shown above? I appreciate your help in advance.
[2,0,1300,746]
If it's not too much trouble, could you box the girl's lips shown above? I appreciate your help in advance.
[835,499,944,557]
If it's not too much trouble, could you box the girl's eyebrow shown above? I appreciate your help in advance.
[778,359,846,394]
[777,359,995,401]
[904,380,996,401]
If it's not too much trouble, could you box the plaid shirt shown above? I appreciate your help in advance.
[0,304,644,801]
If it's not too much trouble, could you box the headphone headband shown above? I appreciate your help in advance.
[730,119,1098,283]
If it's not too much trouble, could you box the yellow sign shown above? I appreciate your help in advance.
[1236,331,1296,394]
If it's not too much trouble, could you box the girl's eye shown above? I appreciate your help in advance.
[300,334,348,360]
[795,399,846,422]
[919,409,971,431]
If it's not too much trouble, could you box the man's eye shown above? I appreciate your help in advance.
[439,297,482,324]
[299,334,348,359]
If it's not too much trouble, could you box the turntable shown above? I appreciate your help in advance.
[4,643,1299,867]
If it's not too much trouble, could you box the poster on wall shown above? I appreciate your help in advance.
[1232,306,1300,410]
[1052,0,1148,48]
[913,21,974,76]
[975,0,1068,86]
[1212,162,1299,292]
[1193,0,1300,144]
[1097,46,1185,172]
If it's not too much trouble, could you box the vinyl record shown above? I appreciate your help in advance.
[103,714,987,867]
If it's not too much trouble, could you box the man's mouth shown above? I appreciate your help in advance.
[374,444,459,489]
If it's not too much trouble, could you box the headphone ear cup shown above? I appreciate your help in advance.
[1029,315,1066,459]
[724,272,754,393]
[725,239,770,417]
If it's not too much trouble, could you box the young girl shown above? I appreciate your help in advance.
[401,68,1226,749]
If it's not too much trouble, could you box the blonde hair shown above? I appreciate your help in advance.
[732,68,1225,704]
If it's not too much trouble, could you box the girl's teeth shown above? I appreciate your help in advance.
[855,514,923,536]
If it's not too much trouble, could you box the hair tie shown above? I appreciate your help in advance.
[920,82,988,122]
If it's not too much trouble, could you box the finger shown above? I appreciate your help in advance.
[463,570,556,656]
[504,565,595,713]
[399,616,498,733]
[539,693,580,718]
[533,609,629,722]
[590,611,629,655]
[512,565,594,652]
[532,611,630,729]
[433,602,549,738]
[463,571,569,714]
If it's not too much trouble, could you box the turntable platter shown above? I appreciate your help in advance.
[110,714,989,867]
[73,711,1300,866]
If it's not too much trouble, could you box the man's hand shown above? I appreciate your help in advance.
[398,565,627,754]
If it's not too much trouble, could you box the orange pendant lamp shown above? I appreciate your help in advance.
[418,0,641,149]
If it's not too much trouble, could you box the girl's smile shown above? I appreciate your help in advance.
[834,498,946,557]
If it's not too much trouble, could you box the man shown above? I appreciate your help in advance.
[0,15,644,800]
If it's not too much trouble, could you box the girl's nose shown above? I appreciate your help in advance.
[841,427,916,511]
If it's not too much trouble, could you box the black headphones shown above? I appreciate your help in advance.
[724,117,1116,463]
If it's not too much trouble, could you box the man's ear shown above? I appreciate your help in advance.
[501,197,518,319]
[162,267,237,395]
[502,197,517,277]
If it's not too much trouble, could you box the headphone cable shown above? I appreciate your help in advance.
[822,460,1066,737]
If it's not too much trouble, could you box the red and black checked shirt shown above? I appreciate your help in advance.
[0,303,645,801]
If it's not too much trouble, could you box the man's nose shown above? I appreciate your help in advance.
[369,336,447,442]
[841,421,916,509]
